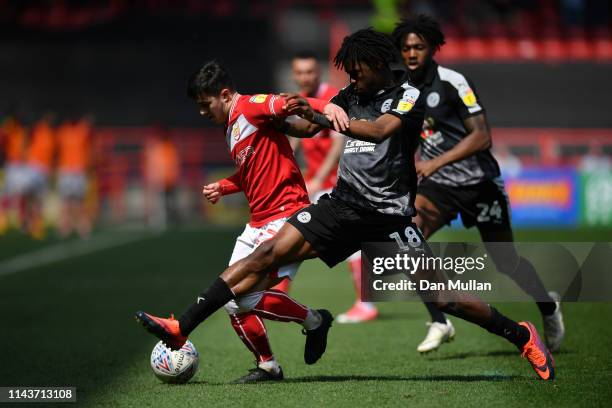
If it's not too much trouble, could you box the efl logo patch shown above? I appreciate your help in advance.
[297,212,311,223]
[396,100,415,113]
[249,94,267,104]
[461,91,477,107]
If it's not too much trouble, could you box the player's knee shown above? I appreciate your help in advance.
[223,291,264,315]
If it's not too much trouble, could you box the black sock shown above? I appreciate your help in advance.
[482,307,530,349]
[509,257,556,314]
[178,277,235,336]
[424,302,447,324]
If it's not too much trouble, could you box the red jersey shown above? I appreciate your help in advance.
[221,93,309,227]
[299,83,341,190]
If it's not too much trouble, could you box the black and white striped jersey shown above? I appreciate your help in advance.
[417,62,500,187]
[329,70,425,217]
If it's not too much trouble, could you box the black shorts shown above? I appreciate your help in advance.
[287,194,422,267]
[417,178,511,231]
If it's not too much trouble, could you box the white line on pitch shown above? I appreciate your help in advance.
[0,231,157,278]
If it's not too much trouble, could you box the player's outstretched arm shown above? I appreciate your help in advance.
[283,94,349,132]
[346,114,403,144]
[416,113,491,177]
[203,174,242,204]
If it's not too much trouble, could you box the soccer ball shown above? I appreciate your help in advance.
[150,340,199,384]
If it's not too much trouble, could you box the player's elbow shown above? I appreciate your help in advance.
[476,130,492,151]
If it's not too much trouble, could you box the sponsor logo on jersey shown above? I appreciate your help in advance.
[381,98,393,113]
[235,146,255,166]
[427,92,440,108]
[344,139,376,154]
[297,211,311,223]
[249,94,267,104]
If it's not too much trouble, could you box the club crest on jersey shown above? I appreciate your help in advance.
[381,98,393,113]
[249,94,267,104]
[427,92,440,108]
[396,100,415,113]
[297,211,311,223]
[232,123,241,140]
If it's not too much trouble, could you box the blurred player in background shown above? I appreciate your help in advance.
[287,51,378,323]
[144,124,180,230]
[137,61,343,383]
[0,112,28,233]
[22,113,55,239]
[392,15,564,353]
[56,115,92,238]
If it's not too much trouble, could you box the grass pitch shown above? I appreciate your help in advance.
[1,227,611,407]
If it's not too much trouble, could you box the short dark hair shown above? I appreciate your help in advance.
[391,14,446,52]
[187,60,235,99]
[333,28,400,71]
[292,50,318,61]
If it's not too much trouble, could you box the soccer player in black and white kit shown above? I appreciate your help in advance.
[136,28,556,381]
[391,15,565,353]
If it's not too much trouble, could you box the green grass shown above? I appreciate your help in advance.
[1,227,611,407]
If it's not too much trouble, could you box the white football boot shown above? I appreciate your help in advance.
[417,319,455,353]
[543,291,565,352]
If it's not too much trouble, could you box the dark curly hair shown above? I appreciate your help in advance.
[333,28,400,71]
[187,60,235,99]
[391,14,446,53]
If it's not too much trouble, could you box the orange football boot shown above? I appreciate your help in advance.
[519,321,555,381]
[135,311,187,351]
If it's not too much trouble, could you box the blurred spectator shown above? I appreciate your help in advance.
[495,144,523,178]
[56,115,93,239]
[580,145,611,172]
[22,113,55,239]
[144,125,180,229]
[0,113,28,233]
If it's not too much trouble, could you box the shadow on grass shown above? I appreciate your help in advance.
[426,349,575,361]
[187,374,519,386]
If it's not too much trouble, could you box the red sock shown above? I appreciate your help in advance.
[253,290,309,323]
[271,278,291,293]
[229,312,274,363]
[348,255,363,301]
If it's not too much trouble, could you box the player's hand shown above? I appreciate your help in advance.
[306,178,323,197]
[416,159,442,178]
[323,103,349,132]
[202,182,222,204]
[282,93,315,120]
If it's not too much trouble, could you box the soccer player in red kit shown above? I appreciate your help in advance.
[136,60,347,383]
[284,52,378,323]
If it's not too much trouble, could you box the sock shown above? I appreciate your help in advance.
[251,289,321,329]
[229,312,274,363]
[179,277,235,336]
[423,301,447,324]
[348,255,363,300]
[482,307,530,349]
[271,278,291,294]
[258,359,281,374]
[513,257,556,314]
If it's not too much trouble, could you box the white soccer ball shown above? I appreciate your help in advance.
[150,340,199,384]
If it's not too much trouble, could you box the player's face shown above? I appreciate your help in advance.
[345,61,379,96]
[401,33,431,73]
[196,90,231,125]
[292,58,320,96]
